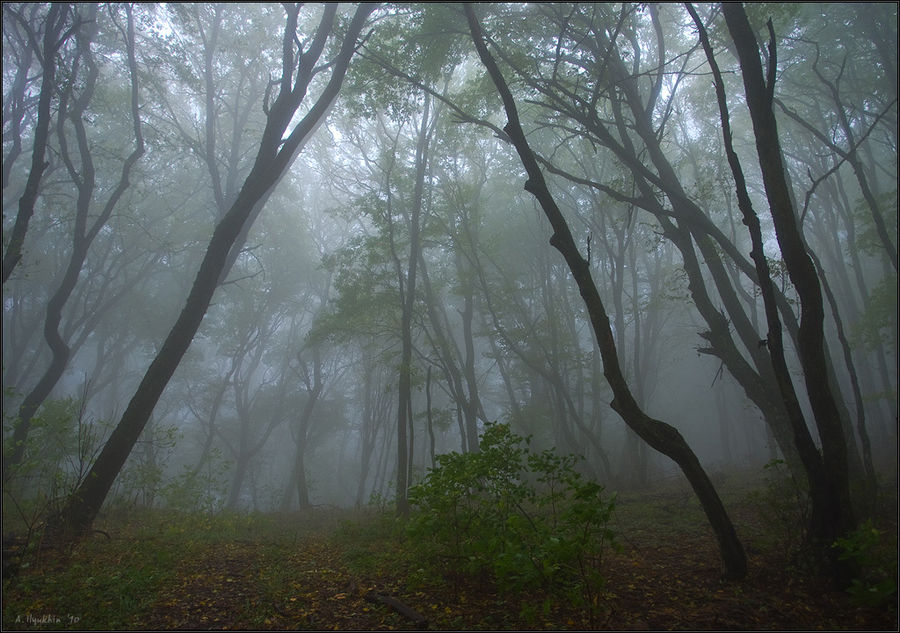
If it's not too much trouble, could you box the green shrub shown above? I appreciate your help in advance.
[2,396,108,535]
[832,520,898,607]
[407,422,616,616]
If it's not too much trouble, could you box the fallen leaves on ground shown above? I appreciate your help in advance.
[3,496,896,630]
[135,527,894,630]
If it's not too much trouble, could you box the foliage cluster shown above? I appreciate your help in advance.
[3,394,225,527]
[832,519,898,607]
[406,422,617,618]
[154,448,231,514]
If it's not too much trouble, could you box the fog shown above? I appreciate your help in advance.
[2,2,896,529]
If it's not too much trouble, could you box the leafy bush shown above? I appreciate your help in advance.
[832,520,898,607]
[159,447,230,513]
[407,422,616,616]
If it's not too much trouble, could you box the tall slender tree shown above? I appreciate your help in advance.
[6,3,145,475]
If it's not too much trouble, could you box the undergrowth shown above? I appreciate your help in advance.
[1,464,896,630]
[405,422,618,624]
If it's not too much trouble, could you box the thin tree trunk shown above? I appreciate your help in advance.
[396,92,432,515]
[7,4,145,474]
[688,0,830,510]
[425,366,436,469]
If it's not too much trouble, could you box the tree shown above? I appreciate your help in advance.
[47,3,377,540]
[464,4,813,483]
[464,3,747,580]
[393,91,434,515]
[2,3,73,284]
[6,3,145,474]
[767,3,896,472]
[722,1,855,570]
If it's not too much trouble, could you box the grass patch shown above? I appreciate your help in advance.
[331,510,408,579]
[3,532,178,629]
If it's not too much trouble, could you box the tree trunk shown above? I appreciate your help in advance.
[355,360,383,508]
[226,454,249,511]
[396,92,432,516]
[425,365,436,469]
[465,4,747,579]
[723,4,855,565]
[295,449,311,510]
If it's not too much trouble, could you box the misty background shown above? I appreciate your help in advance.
[2,3,896,518]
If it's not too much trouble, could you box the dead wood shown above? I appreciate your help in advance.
[365,590,428,628]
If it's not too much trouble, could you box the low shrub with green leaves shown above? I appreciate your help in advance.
[2,396,108,535]
[832,519,898,607]
[407,422,616,613]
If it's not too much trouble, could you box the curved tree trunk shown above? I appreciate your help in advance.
[2,3,72,285]
[464,4,746,580]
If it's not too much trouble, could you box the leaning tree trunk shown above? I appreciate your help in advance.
[464,3,746,580]
[46,4,377,541]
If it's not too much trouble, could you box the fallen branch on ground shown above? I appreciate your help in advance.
[365,590,428,628]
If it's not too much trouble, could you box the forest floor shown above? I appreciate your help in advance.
[2,473,897,630]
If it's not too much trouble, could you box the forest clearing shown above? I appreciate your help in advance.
[2,471,897,631]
